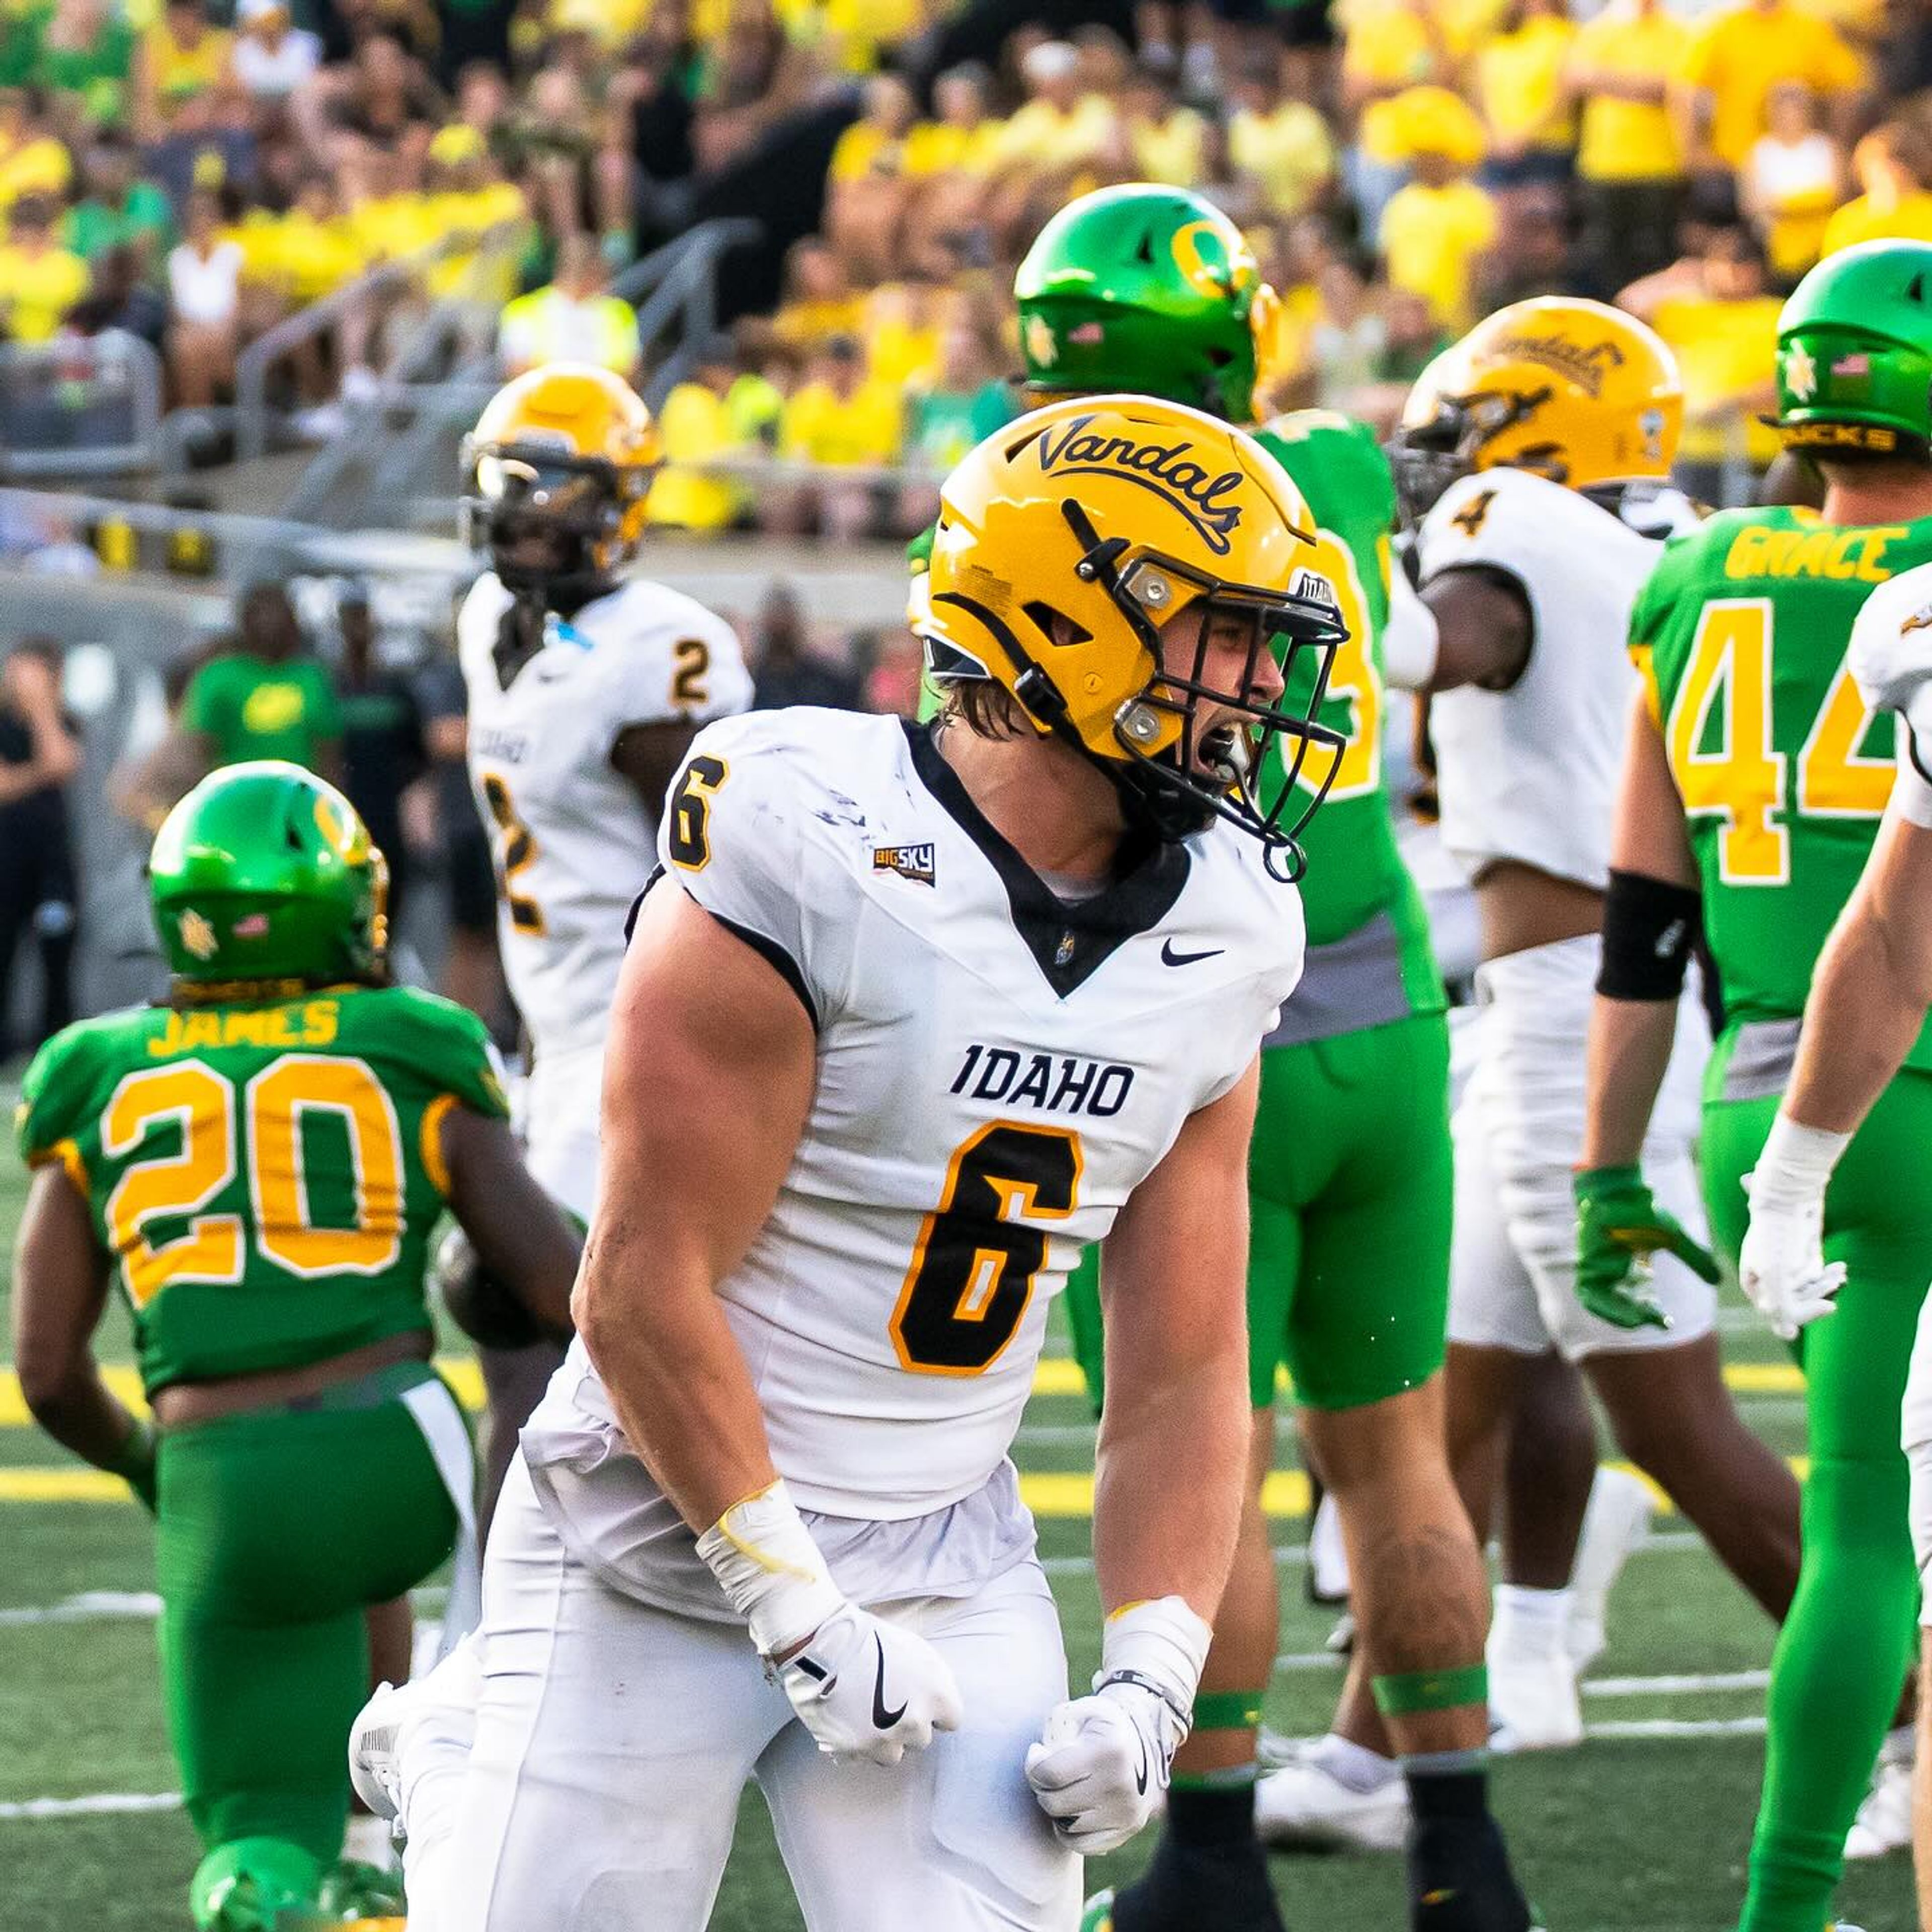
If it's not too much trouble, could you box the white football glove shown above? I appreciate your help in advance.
[1739,1113,1852,1342]
[1026,1596,1212,1857]
[775,1602,963,1767]
[695,1479,961,1769]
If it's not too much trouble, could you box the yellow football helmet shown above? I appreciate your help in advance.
[922,393,1348,875]
[1392,297,1683,519]
[461,362,661,591]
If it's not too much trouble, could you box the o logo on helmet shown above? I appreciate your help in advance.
[1171,220,1255,302]
[312,794,369,861]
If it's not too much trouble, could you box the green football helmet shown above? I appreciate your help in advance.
[149,761,388,985]
[1775,240,1932,458]
[1014,184,1276,425]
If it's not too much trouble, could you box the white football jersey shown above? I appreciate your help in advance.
[532,708,1305,1528]
[1847,561,1932,825]
[458,571,751,1059]
[1417,468,1700,891]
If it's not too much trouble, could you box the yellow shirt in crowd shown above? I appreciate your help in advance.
[1132,108,1208,187]
[1380,177,1498,330]
[779,378,903,466]
[143,19,233,101]
[902,120,999,177]
[1570,3,1689,182]
[984,96,1116,173]
[0,134,71,211]
[1820,191,1932,256]
[1230,100,1333,217]
[829,122,906,183]
[0,239,89,340]
[1652,289,1784,463]
[1677,0,1862,171]
[647,380,744,531]
[1478,15,1576,151]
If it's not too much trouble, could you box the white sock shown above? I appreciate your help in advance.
[1491,1584,1573,1662]
[1309,1731,1400,1791]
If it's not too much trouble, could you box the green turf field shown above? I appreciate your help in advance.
[0,1090,1916,1932]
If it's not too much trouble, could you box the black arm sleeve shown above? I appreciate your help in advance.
[1596,868,1704,1001]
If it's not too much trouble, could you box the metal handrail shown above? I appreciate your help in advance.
[232,218,527,462]
[0,330,165,478]
[619,218,762,405]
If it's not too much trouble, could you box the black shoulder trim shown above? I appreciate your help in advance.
[623,866,666,943]
[706,908,820,1033]
[903,719,1190,998]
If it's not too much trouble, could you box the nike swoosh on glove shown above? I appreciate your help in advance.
[777,1604,963,1768]
[1025,1677,1185,1856]
[1738,1190,1845,1342]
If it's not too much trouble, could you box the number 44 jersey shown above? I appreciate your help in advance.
[457,571,752,1061]
[1632,504,1932,1064]
[14,985,509,1395]
[528,708,1305,1570]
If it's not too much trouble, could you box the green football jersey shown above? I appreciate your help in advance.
[1632,504,1932,1069]
[1257,410,1444,1019]
[15,983,509,1394]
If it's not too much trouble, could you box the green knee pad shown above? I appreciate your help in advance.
[190,1837,323,1932]
[1373,1664,1489,1717]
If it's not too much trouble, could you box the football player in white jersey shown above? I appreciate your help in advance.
[451,362,752,1518]
[352,392,1348,1931]
[1394,298,1804,1748]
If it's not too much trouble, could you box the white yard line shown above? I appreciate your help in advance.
[0,1793,182,1821]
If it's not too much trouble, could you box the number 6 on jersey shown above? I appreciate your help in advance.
[892,1122,1083,1374]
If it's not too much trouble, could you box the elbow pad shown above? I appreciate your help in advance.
[1596,868,1702,1001]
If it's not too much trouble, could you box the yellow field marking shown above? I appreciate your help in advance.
[0,1458,1813,1512]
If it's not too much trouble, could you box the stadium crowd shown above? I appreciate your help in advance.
[8,0,1932,524]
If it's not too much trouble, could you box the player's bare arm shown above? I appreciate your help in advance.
[438,1105,584,1337]
[1094,1055,1261,1623]
[574,878,816,1530]
[1418,565,1533,694]
[1582,688,1702,1173]
[12,1165,153,1495]
[1783,798,1932,1136]
[610,718,703,821]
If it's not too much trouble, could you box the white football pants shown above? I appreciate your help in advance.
[519,1038,605,1223]
[1901,1285,1932,1626]
[1449,934,1715,1361]
[426,1456,1083,1931]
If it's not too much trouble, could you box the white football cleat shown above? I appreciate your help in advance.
[1567,1468,1654,1673]
[1487,1649,1583,1753]
[1845,1730,1913,1860]
[348,1632,486,1835]
[1256,1735,1409,1853]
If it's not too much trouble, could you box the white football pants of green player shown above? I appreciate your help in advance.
[419,1459,1084,1931]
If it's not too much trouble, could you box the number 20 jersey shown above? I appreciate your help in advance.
[457,571,751,1061]
[14,985,509,1394]
[533,708,1307,1528]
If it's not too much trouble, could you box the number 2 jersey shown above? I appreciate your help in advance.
[523,708,1306,1614]
[1631,504,1932,1070]
[14,984,509,1395]
[458,571,752,1061]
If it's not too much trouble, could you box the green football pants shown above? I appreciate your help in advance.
[154,1363,461,1864]
[1066,1012,1453,1414]
[1701,1056,1932,1932]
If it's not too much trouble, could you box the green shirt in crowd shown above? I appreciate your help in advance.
[181,652,344,771]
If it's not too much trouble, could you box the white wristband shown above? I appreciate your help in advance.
[1750,1111,1852,1210]
[695,1479,845,1659]
[1094,1596,1215,1726]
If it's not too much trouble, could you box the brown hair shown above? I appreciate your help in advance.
[940,678,1030,740]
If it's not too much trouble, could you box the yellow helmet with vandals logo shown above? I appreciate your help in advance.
[1391,296,1683,520]
[461,362,661,593]
[922,394,1349,877]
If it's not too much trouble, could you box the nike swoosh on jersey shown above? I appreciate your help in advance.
[871,1635,908,1729]
[1160,940,1224,967]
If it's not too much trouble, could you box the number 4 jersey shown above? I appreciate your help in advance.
[14,985,509,1394]
[522,709,1305,1610]
[458,571,752,1061]
[1631,504,1932,1066]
